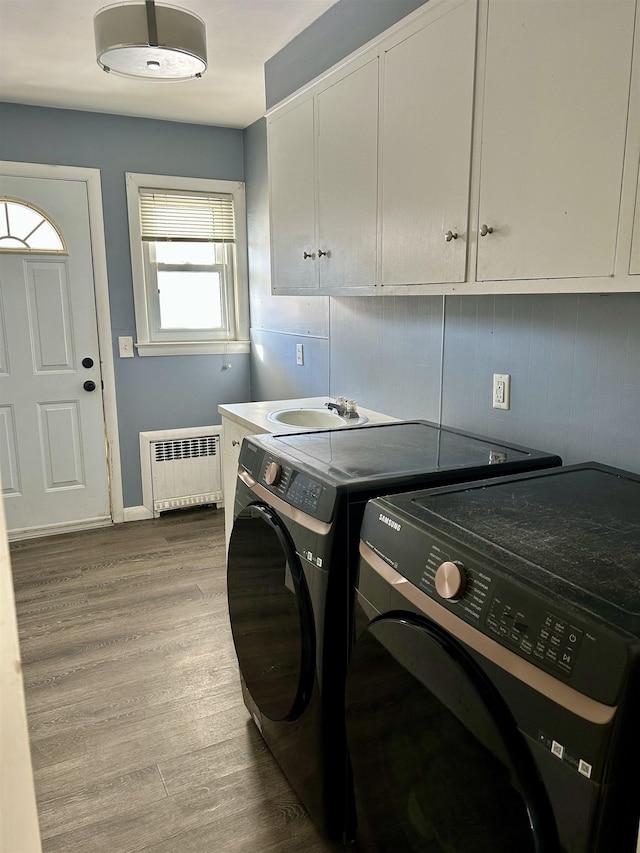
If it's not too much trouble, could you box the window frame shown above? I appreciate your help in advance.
[125,173,250,357]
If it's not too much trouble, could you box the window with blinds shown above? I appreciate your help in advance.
[126,174,249,356]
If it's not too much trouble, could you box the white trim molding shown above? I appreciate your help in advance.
[125,172,250,356]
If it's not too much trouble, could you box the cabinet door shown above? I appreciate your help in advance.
[269,98,317,293]
[316,59,379,290]
[380,0,477,286]
[221,418,252,550]
[477,0,635,282]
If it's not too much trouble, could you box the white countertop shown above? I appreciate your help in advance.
[218,396,398,434]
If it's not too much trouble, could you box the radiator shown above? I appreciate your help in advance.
[139,426,223,518]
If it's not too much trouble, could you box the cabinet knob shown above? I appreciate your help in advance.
[444,230,458,242]
[480,224,493,237]
[317,249,328,257]
[232,439,240,447]
[303,251,315,259]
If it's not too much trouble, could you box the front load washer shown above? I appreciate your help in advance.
[346,463,640,851]
[226,420,561,841]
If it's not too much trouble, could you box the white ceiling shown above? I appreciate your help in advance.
[0,0,338,129]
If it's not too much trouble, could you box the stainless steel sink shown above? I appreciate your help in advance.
[267,407,368,428]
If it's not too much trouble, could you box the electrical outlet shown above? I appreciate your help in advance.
[296,343,304,366]
[493,373,511,410]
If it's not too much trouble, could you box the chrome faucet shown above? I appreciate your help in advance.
[326,397,360,419]
[326,401,347,416]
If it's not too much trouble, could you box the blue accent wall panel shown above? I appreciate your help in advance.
[330,295,443,421]
[250,329,329,402]
[441,294,640,473]
[116,354,250,506]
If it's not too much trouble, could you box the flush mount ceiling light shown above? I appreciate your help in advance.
[94,1,207,81]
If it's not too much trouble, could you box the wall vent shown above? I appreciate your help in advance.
[139,426,223,518]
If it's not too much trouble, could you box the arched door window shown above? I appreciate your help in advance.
[0,197,66,253]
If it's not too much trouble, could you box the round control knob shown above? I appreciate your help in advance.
[435,560,467,600]
[264,461,282,486]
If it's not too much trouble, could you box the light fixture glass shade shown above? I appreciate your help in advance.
[94,1,207,81]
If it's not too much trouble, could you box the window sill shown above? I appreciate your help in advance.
[135,340,251,357]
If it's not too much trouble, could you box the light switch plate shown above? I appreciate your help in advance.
[119,336,135,358]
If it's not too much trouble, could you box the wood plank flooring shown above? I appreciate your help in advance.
[10,508,344,853]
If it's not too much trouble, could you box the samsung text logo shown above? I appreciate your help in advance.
[379,513,402,532]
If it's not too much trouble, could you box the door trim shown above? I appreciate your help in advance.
[1,160,123,528]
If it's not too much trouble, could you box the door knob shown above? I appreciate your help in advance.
[480,224,493,237]
[82,357,94,368]
[83,380,96,392]
[445,230,458,242]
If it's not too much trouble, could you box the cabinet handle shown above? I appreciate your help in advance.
[317,249,328,257]
[480,224,493,237]
[232,439,240,446]
[303,251,315,259]
[444,230,458,242]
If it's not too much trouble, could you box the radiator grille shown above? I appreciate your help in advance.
[154,435,219,462]
[140,427,223,518]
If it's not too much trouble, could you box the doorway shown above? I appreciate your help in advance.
[0,162,122,539]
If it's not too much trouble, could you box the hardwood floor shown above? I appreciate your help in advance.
[10,508,343,853]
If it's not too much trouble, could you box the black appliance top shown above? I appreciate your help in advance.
[380,463,640,636]
[253,420,561,489]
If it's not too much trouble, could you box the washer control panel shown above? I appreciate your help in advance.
[361,502,628,704]
[425,546,585,677]
[487,597,584,676]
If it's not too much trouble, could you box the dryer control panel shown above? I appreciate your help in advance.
[239,441,337,522]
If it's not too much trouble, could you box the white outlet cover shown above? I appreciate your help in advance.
[493,373,511,409]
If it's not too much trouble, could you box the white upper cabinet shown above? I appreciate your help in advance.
[317,59,379,291]
[380,0,477,287]
[268,98,316,293]
[269,58,379,294]
[267,0,640,296]
[476,0,636,282]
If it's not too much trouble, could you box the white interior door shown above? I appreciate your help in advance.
[0,175,111,536]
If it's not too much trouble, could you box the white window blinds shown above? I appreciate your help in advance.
[139,188,235,242]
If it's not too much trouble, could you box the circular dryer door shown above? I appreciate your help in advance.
[345,615,557,852]
[227,502,315,722]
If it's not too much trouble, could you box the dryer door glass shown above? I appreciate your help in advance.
[345,615,556,852]
[227,502,315,722]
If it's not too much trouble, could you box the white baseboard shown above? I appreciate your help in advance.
[8,516,112,542]
[122,505,154,522]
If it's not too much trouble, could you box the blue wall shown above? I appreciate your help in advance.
[0,102,251,507]
[247,1,640,474]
